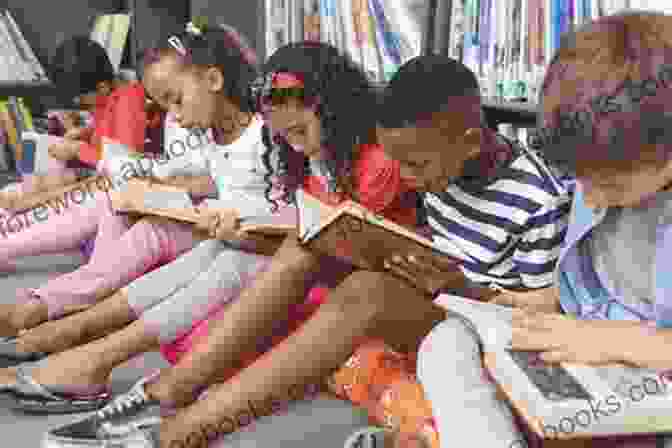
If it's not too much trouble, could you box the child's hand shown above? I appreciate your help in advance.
[64,127,85,140]
[232,230,286,256]
[511,310,633,365]
[383,253,463,296]
[489,285,561,313]
[193,207,239,240]
[48,140,80,161]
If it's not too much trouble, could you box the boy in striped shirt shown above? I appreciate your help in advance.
[374,55,572,447]
[377,55,571,304]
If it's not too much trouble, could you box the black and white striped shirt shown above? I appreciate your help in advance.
[423,137,572,290]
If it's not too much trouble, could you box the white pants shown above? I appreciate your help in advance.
[417,316,523,448]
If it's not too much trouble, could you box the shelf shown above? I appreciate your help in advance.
[0,81,57,97]
[482,100,538,128]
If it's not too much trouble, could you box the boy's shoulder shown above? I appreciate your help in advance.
[494,134,570,199]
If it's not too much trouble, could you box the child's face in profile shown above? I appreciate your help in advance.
[377,113,480,192]
[264,97,322,159]
[143,55,227,130]
[580,154,672,209]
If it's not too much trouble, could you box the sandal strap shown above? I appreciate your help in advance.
[15,365,61,401]
[14,365,109,400]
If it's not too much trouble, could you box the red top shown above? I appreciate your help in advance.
[78,82,148,167]
[303,143,417,228]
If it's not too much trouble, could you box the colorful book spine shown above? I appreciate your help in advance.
[0,100,20,163]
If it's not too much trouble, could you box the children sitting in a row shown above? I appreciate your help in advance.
[0,9,669,448]
[3,18,569,448]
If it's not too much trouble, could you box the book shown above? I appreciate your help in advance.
[295,188,465,271]
[111,179,294,236]
[433,294,672,439]
[2,11,47,81]
[20,132,67,175]
[90,14,131,72]
[0,13,31,81]
[0,100,21,162]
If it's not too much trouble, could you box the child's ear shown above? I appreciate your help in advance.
[462,127,483,158]
[205,67,225,93]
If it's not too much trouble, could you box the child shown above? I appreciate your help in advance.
[0,37,152,211]
[420,11,672,448]
[0,24,269,339]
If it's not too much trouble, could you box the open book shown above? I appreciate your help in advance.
[296,189,464,271]
[434,294,672,439]
[110,179,294,236]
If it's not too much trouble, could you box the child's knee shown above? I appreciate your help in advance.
[332,270,389,318]
[417,317,481,381]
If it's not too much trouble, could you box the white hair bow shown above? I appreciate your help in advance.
[185,22,203,36]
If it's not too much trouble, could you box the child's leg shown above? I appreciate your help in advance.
[140,247,270,344]
[34,214,200,321]
[16,239,226,354]
[417,318,522,448]
[147,269,445,437]
[123,239,227,316]
[8,248,268,387]
[0,190,107,261]
[16,289,138,355]
[0,316,160,394]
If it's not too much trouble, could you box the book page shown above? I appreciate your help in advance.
[111,179,199,224]
[296,188,336,239]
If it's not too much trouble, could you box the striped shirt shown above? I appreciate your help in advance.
[423,135,572,290]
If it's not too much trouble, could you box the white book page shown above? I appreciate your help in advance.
[141,189,193,211]
[296,189,335,240]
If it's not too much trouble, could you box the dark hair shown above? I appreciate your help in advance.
[50,36,115,98]
[255,41,379,208]
[140,22,258,113]
[379,55,482,129]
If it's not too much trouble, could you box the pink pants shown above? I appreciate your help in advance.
[0,187,198,319]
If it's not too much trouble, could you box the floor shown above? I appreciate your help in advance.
[0,253,170,447]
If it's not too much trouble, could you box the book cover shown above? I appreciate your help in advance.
[3,10,47,80]
[0,100,21,161]
[0,13,31,81]
[297,189,463,271]
[90,14,130,72]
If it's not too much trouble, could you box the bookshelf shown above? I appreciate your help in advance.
[482,100,537,130]
[0,0,190,111]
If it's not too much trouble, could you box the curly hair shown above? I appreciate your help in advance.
[252,42,379,209]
